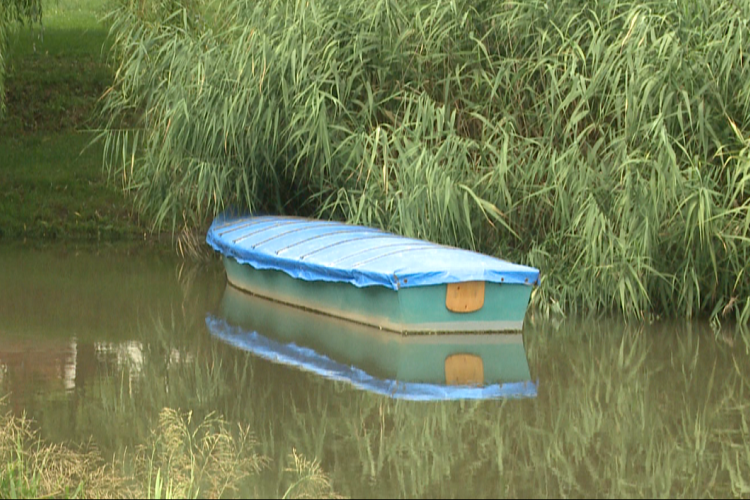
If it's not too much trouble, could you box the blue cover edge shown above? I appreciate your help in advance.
[206,215,540,290]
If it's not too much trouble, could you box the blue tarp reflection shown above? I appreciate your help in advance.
[206,315,537,401]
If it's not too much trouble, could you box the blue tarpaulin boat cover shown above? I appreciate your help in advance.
[206,316,537,401]
[206,214,540,290]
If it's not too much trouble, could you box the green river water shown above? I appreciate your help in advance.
[1,242,749,498]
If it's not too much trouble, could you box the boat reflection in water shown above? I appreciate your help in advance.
[206,284,537,401]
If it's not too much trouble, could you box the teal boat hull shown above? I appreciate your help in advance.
[222,255,533,334]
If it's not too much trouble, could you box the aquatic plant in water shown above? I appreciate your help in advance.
[134,407,266,498]
[0,401,342,498]
[0,407,125,498]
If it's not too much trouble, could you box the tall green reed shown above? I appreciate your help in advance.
[98,0,750,323]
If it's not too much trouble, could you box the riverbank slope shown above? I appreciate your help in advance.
[0,0,151,242]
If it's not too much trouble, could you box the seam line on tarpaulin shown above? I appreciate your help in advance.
[205,316,538,401]
[278,228,385,256]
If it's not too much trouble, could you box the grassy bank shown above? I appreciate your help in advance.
[99,0,750,324]
[0,133,149,240]
[0,0,151,241]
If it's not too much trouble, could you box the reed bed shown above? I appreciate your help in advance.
[98,0,750,324]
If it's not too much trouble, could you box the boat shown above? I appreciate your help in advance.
[206,215,539,333]
[206,214,540,386]
[206,285,537,399]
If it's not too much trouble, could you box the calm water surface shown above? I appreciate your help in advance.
[1,242,749,498]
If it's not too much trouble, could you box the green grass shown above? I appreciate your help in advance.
[0,55,110,134]
[0,0,153,241]
[7,0,110,56]
[2,0,111,133]
[0,133,147,239]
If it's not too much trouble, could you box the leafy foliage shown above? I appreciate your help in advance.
[99,0,750,323]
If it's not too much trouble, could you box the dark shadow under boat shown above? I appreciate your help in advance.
[206,284,537,401]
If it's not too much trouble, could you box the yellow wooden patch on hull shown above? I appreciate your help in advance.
[445,281,485,313]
